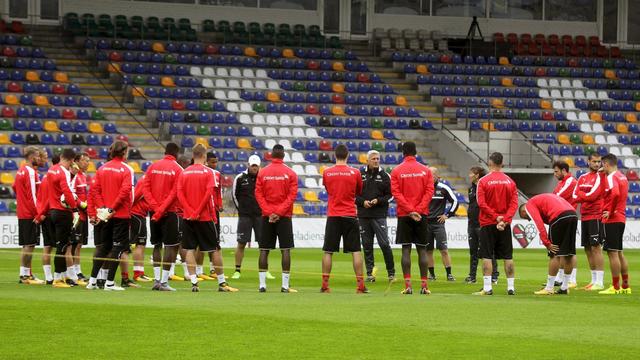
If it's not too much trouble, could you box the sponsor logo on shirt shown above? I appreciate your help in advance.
[263,176,288,181]
[326,171,356,177]
[400,171,427,178]
[102,167,126,173]
[150,169,176,176]
[486,180,511,185]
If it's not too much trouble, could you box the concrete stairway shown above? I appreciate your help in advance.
[27,25,165,161]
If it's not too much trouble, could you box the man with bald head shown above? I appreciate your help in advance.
[425,167,458,281]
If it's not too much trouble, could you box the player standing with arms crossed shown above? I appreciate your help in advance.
[391,141,434,295]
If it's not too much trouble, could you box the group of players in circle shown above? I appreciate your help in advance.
[11,139,631,295]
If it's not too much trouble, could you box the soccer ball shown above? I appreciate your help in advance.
[60,193,79,209]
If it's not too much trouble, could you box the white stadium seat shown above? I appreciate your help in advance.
[266,115,279,125]
[280,115,293,126]
[573,90,585,100]
[585,91,597,100]
[594,135,606,144]
[578,112,590,121]
[242,69,255,78]
[548,79,560,87]
[597,91,609,100]
[305,128,320,138]
[229,68,241,77]
[214,90,227,100]
[566,112,578,121]
[268,81,280,90]
[227,90,241,101]
[291,152,307,163]
[255,80,267,89]
[304,178,320,188]
[592,123,604,133]
[241,79,254,89]
[216,67,229,77]
[572,79,584,88]
[606,135,620,145]
[265,127,278,137]
[215,79,228,88]
[202,78,214,88]
[550,89,562,98]
[189,67,202,76]
[292,164,305,176]
[579,123,592,133]
[239,114,252,124]
[537,79,548,88]
[253,114,266,124]
[280,139,293,150]
[203,67,215,76]
[305,165,319,176]
[228,79,240,88]
[226,102,239,112]
[552,100,563,110]
[252,127,265,137]
[279,127,292,137]
[563,101,576,110]
[609,146,621,156]
[255,69,268,78]
[292,128,306,137]
[293,116,306,126]
[538,89,550,98]
[622,147,633,156]
[265,139,277,149]
[560,79,571,88]
[625,158,637,169]
[239,103,253,112]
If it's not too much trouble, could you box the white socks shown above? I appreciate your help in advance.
[161,270,170,284]
[190,274,198,285]
[570,268,577,283]
[182,263,189,276]
[54,272,61,281]
[153,266,161,280]
[89,277,97,285]
[561,274,571,291]
[209,262,214,273]
[282,273,290,289]
[217,274,225,285]
[507,277,515,291]
[105,280,115,287]
[591,270,597,284]
[259,271,267,289]
[555,269,563,282]
[483,276,492,292]
[75,264,82,275]
[546,275,556,291]
[196,265,203,276]
[169,263,175,277]
[134,266,144,272]
[19,266,30,277]
[595,270,604,286]
[43,265,53,281]
[67,266,78,281]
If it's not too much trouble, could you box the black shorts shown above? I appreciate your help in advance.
[426,222,448,250]
[603,222,625,251]
[49,209,73,249]
[548,212,578,257]
[41,217,55,247]
[259,216,294,250]
[18,219,40,246]
[581,219,604,247]
[93,222,104,247]
[71,219,88,245]
[323,217,361,253]
[396,215,429,246]
[215,211,221,243]
[182,220,219,252]
[479,225,513,260]
[237,216,262,244]
[130,214,148,245]
[101,218,131,251]
[150,212,182,246]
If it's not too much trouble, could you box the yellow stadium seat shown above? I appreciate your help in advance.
[617,124,629,134]
[237,138,252,149]
[491,98,504,108]
[332,83,344,93]
[455,206,467,217]
[582,134,595,144]
[4,94,19,105]
[331,105,344,115]
[557,134,570,144]
[371,130,384,140]
[244,47,257,57]
[195,137,209,148]
[44,120,60,132]
[604,69,616,79]
[267,92,280,102]
[319,165,327,175]
[131,86,144,97]
[501,77,513,87]
[127,161,142,173]
[358,153,368,164]
[626,113,637,123]
[107,63,120,73]
[35,95,49,106]
[282,48,294,58]
[332,62,344,71]
[395,96,407,106]
[25,71,40,81]
[498,56,509,65]
[590,112,602,122]
[87,162,96,173]
[88,122,104,134]
[636,102,640,112]
[481,122,495,131]
[0,134,9,144]
[54,72,69,83]
[561,156,575,168]
[161,77,175,87]
[293,203,306,215]
[416,64,429,74]
[0,172,15,185]
[304,191,319,202]
[152,42,165,53]
[540,100,551,109]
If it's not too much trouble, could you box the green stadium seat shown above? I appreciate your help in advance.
[278,24,291,35]
[217,20,230,33]
[178,18,191,31]
[233,21,246,34]
[81,13,95,25]
[98,14,112,27]
[293,24,306,36]
[248,22,261,34]
[328,36,341,48]
[147,16,160,29]
[263,23,275,35]
[308,25,320,36]
[202,19,215,32]
[114,15,128,27]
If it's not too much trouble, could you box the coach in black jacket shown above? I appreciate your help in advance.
[425,167,458,281]
[231,155,263,279]
[356,150,395,282]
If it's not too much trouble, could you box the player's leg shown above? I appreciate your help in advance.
[233,242,246,279]
[185,248,198,291]
[358,218,376,281]
[52,211,73,288]
[344,218,366,293]
[425,223,436,280]
[619,252,631,293]
[233,217,249,278]
[158,213,181,290]
[209,213,222,277]
[539,255,560,293]
[103,220,129,290]
[600,222,622,294]
[18,219,42,284]
[372,218,395,280]
[180,220,199,291]
[499,226,516,295]
[194,249,206,280]
[64,241,78,285]
[466,226,479,283]
[474,226,495,295]
[276,217,295,292]
[416,245,430,294]
[553,218,576,295]
[257,217,273,291]
[41,218,54,283]
[321,251,332,292]
[401,244,412,293]
[435,224,453,281]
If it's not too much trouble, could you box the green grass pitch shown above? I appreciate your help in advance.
[0,248,638,359]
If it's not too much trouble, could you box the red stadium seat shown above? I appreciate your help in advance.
[520,33,532,44]
[307,60,319,70]
[382,106,395,116]
[305,104,318,114]
[568,58,578,67]
[7,81,21,92]
[611,46,621,58]
[562,35,573,46]
[331,94,344,104]
[172,99,185,110]
[589,36,600,47]
[534,33,546,45]
[85,147,98,159]
[627,170,639,181]
[319,140,332,151]
[597,46,608,58]
[52,84,66,94]
[357,73,369,82]
[11,21,25,33]
[2,106,16,117]
[554,46,566,56]
[109,51,123,62]
[542,45,552,56]
[2,47,16,57]
[440,54,451,63]
[204,44,219,54]
[548,34,559,46]
[442,97,454,107]
[535,67,546,76]
[506,33,518,44]
[62,109,76,119]
[575,35,586,47]
[493,32,505,43]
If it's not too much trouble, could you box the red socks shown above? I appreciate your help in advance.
[322,274,330,289]
[613,276,620,290]
[121,272,129,281]
[356,275,364,290]
[622,274,629,289]
[421,276,428,289]
[133,270,143,279]
[404,274,411,289]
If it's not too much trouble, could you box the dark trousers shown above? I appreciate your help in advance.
[50,210,73,274]
[468,226,499,280]
[359,217,395,277]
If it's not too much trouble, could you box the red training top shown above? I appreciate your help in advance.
[476,171,518,227]
[524,193,576,247]
[390,156,434,217]
[255,158,298,217]
[86,176,98,219]
[92,157,134,219]
[212,168,223,212]
[131,175,149,217]
[553,173,577,209]
[177,164,217,222]
[572,170,605,221]
[12,164,38,219]
[322,164,362,217]
[603,170,628,224]
[36,174,50,217]
[143,155,183,217]
[38,164,77,216]
[71,171,88,221]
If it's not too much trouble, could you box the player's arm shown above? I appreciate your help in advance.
[231,174,241,210]
[504,181,519,224]
[111,169,133,212]
[154,167,182,218]
[176,174,195,219]
[418,170,435,214]
[355,171,363,196]
[132,176,145,204]
[36,179,49,219]
[141,167,159,211]
[377,172,393,205]
[276,172,298,216]
[575,174,603,202]
[442,183,459,217]
[390,171,412,213]
[555,178,574,202]
[476,179,499,221]
[254,174,268,214]
[525,202,551,247]
[355,173,366,206]
[194,173,215,219]
[605,175,620,216]
[59,171,77,209]
[92,172,105,209]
